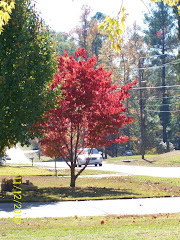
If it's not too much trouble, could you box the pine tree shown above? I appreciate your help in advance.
[144,1,178,151]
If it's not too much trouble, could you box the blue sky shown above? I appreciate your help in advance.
[36,0,150,32]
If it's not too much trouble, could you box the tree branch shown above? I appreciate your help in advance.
[75,157,90,179]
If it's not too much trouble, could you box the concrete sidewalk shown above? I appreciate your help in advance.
[0,197,180,218]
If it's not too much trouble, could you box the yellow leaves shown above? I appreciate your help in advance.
[99,6,127,53]
[2,11,10,24]
[151,0,179,6]
[163,0,179,7]
[99,0,179,54]
[131,136,138,141]
[150,0,180,14]
[0,0,15,34]
[0,0,15,12]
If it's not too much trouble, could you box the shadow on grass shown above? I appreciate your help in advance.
[41,160,56,162]
[142,158,155,164]
[24,186,136,201]
[0,186,138,209]
[41,159,66,163]
[55,186,135,199]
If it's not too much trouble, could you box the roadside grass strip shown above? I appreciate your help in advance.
[0,213,180,240]
[106,151,180,167]
[0,166,114,177]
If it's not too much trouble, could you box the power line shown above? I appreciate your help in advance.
[139,53,168,60]
[123,109,180,118]
[117,84,180,91]
[144,110,180,113]
[138,59,180,71]
[105,59,180,72]
[129,113,179,119]
[143,103,179,107]
[129,95,180,101]
[132,85,180,90]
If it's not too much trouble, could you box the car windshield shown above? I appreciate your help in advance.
[84,149,99,154]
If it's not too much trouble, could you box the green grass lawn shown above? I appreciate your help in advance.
[105,150,180,167]
[0,213,180,240]
[0,166,114,176]
[1,175,179,202]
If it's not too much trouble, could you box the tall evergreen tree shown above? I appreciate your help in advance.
[143,0,178,151]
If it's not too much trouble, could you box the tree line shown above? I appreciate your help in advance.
[0,0,179,187]
[54,2,180,155]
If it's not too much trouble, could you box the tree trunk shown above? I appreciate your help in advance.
[126,98,131,150]
[115,143,118,157]
[0,145,5,158]
[139,59,145,159]
[55,157,57,177]
[70,163,76,188]
[112,142,115,157]
[105,146,107,159]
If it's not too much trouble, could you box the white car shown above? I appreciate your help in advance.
[76,148,103,167]
[0,154,11,166]
[0,158,6,166]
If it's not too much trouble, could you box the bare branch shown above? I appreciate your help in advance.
[74,124,80,159]
[61,136,71,156]
[57,151,71,168]
[75,157,90,179]
[70,123,73,164]
[64,158,71,168]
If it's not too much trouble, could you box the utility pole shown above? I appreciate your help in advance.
[126,98,131,150]
[161,1,168,151]
[138,58,145,159]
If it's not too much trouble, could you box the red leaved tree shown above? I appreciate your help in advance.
[38,48,137,187]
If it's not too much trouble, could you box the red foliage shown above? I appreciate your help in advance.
[38,49,137,160]
[156,31,162,38]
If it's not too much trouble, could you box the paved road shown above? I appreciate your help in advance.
[0,197,180,218]
[6,147,180,178]
[98,163,180,178]
[35,161,180,178]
